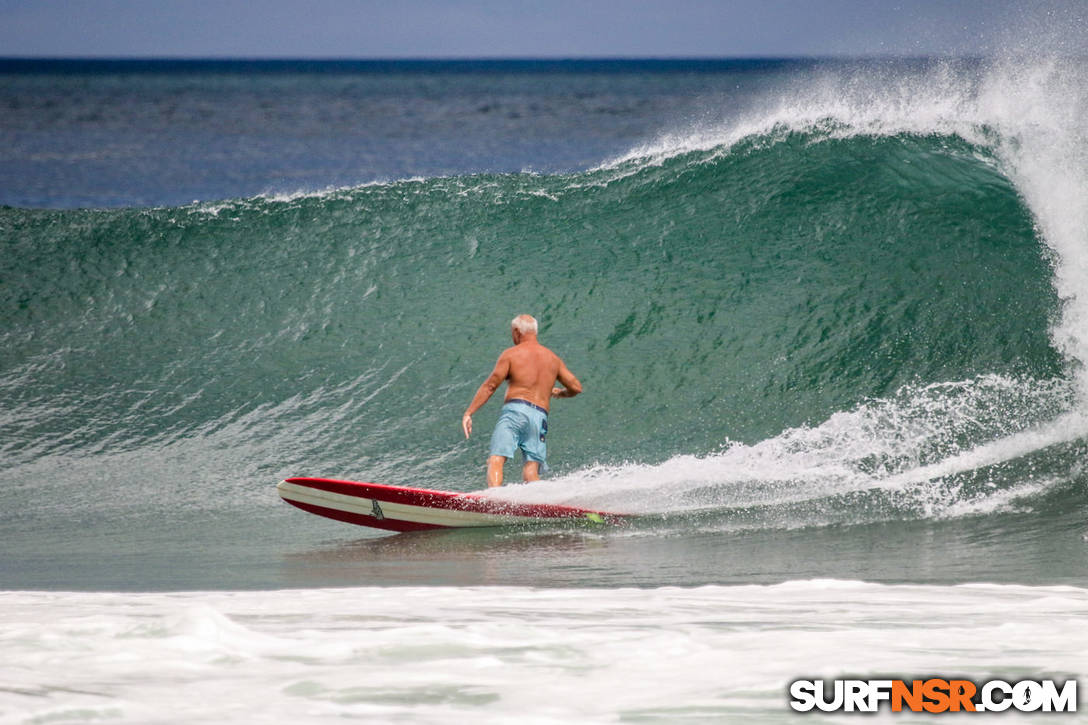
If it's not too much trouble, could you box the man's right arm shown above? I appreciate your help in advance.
[462,353,510,438]
[551,359,582,399]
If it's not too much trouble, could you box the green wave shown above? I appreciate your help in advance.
[0,129,1066,494]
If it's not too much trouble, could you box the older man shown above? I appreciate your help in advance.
[462,314,582,487]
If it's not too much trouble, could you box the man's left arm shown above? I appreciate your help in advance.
[551,359,583,399]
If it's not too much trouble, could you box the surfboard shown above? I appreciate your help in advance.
[277,477,626,532]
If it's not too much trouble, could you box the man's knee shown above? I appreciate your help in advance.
[522,460,540,482]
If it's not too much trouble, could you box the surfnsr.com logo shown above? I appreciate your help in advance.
[789,678,1078,713]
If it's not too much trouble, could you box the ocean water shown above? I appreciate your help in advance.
[2,58,1087,722]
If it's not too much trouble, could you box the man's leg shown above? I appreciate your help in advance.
[487,455,506,487]
[522,460,540,482]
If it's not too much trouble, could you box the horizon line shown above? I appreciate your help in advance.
[0,53,982,63]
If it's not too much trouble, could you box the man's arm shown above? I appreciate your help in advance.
[551,359,583,399]
[462,353,511,439]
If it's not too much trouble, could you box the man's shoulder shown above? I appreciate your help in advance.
[529,342,560,358]
[505,342,560,362]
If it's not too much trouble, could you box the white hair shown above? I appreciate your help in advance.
[511,314,538,335]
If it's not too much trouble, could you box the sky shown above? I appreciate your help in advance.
[0,0,1084,59]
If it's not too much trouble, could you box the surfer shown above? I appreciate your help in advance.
[462,314,582,487]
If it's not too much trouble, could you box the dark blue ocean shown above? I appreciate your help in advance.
[1,58,812,209]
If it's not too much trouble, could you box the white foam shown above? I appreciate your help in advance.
[2,583,1084,723]
[488,375,1075,523]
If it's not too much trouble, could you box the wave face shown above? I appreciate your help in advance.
[2,58,1087,548]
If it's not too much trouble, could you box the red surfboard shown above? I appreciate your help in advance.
[277,477,626,533]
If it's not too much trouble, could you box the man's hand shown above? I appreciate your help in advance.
[462,413,472,439]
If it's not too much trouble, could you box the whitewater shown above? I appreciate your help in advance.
[2,55,1087,721]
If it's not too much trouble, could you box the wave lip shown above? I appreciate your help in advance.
[600,57,1088,374]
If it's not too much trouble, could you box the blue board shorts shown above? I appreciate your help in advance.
[489,399,549,472]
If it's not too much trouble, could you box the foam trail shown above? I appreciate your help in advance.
[488,372,1077,522]
[878,410,1088,492]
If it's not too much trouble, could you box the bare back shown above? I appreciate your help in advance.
[500,341,563,410]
